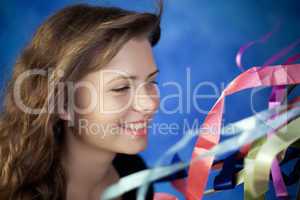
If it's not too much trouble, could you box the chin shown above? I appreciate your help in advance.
[120,143,147,155]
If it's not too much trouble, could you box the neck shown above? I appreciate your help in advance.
[61,126,117,199]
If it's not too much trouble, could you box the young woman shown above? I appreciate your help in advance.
[0,2,162,200]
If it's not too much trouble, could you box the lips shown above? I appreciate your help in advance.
[119,121,148,137]
[120,126,147,137]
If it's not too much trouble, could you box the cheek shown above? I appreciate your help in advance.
[100,94,131,114]
[74,91,130,130]
[73,89,130,135]
[72,111,122,145]
[74,85,131,115]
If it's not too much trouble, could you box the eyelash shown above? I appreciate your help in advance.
[111,86,130,92]
[111,81,159,92]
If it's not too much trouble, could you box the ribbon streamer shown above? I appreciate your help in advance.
[268,86,289,198]
[244,137,267,200]
[100,64,300,200]
[186,64,300,200]
[100,102,300,200]
[235,22,281,71]
[203,100,300,197]
[246,117,300,198]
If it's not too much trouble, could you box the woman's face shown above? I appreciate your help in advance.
[64,38,160,154]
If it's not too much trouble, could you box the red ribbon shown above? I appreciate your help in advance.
[186,64,300,200]
[153,64,300,200]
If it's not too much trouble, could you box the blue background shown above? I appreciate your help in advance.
[1,0,300,199]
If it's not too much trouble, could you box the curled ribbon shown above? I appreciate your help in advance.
[186,64,300,200]
[245,117,300,198]
[202,98,300,198]
[235,22,281,71]
[267,86,289,199]
[100,101,300,200]
[101,64,300,200]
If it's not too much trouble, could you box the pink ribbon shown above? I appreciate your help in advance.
[152,64,300,200]
[268,86,289,199]
[235,22,281,71]
[186,64,300,200]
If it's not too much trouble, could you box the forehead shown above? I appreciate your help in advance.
[101,38,157,75]
[81,38,158,84]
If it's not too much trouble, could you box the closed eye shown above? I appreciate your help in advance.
[111,79,158,93]
[111,86,130,92]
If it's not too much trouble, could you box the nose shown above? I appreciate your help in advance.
[132,84,159,115]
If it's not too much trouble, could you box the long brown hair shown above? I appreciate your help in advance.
[0,2,162,199]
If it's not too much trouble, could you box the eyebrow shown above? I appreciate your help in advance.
[107,69,159,84]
